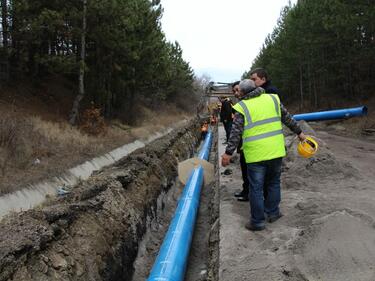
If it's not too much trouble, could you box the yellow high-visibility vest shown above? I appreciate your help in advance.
[233,93,286,163]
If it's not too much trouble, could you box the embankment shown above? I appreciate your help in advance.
[0,119,201,281]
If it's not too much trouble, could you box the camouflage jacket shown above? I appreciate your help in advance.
[225,88,302,155]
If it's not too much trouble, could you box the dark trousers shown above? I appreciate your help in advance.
[239,151,249,196]
[223,120,232,141]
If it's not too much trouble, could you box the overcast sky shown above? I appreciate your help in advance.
[160,0,296,83]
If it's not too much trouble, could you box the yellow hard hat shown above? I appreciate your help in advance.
[297,136,318,158]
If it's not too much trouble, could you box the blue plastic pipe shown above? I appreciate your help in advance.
[147,131,213,281]
[293,106,367,121]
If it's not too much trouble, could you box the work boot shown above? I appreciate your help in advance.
[237,196,249,202]
[234,190,249,201]
[234,191,245,197]
[267,213,283,223]
[234,190,249,197]
[245,222,265,231]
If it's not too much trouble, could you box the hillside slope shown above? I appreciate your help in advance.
[0,79,192,195]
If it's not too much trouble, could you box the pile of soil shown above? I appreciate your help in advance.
[283,121,360,190]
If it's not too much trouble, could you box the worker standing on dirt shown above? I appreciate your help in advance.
[231,81,250,202]
[249,68,282,200]
[220,96,233,144]
[221,79,306,231]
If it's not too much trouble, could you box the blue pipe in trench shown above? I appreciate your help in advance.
[293,106,367,122]
[147,131,213,281]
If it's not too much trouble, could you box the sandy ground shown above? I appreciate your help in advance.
[218,123,375,281]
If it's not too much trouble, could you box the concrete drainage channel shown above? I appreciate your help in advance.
[0,120,220,281]
[0,125,181,219]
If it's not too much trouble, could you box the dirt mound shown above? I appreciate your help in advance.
[0,121,199,281]
[291,211,375,281]
[282,121,360,192]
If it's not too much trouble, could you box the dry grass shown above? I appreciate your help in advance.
[0,115,41,175]
[0,114,110,194]
[32,116,91,147]
[0,79,194,195]
[0,104,192,195]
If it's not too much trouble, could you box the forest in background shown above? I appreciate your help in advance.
[246,0,375,111]
[0,0,200,124]
[2,0,374,121]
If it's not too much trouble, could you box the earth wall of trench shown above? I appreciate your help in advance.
[0,119,202,281]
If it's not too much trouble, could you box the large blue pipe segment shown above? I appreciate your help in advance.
[293,106,367,122]
[147,131,213,281]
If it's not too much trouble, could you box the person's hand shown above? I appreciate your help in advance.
[221,153,231,167]
[298,132,307,142]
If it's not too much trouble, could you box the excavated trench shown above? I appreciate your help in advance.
[0,119,220,281]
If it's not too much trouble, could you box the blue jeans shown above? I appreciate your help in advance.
[246,158,282,227]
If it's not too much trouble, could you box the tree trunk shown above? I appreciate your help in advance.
[299,63,304,111]
[313,74,318,109]
[1,0,9,82]
[307,59,312,109]
[69,0,87,125]
[348,63,354,99]
[1,0,8,48]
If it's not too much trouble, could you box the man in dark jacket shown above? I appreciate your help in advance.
[222,79,306,231]
[220,97,233,143]
[250,68,281,200]
[232,81,250,202]
[250,68,281,97]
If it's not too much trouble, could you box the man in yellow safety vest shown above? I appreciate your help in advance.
[221,79,306,231]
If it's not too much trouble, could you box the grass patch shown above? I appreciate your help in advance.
[0,105,191,195]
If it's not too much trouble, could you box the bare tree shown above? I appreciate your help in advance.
[1,0,8,48]
[0,0,9,82]
[69,0,87,125]
[193,73,212,114]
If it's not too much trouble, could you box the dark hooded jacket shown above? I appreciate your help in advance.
[220,98,233,122]
[262,80,282,98]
